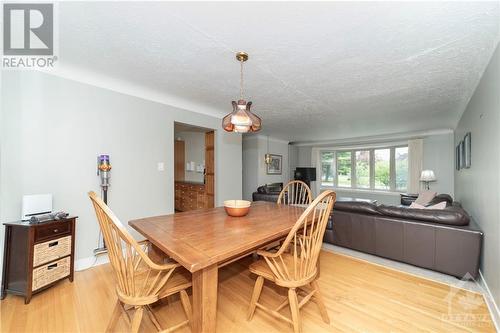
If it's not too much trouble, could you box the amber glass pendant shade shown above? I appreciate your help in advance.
[222,52,262,133]
[222,100,261,133]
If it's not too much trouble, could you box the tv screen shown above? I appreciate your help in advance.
[294,167,316,181]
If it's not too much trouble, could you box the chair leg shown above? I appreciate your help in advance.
[106,301,123,332]
[180,290,193,324]
[288,288,301,333]
[311,280,330,324]
[130,306,144,333]
[247,276,264,320]
[145,305,162,331]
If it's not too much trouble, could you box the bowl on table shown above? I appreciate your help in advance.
[224,200,251,217]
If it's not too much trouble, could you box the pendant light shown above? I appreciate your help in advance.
[222,52,262,133]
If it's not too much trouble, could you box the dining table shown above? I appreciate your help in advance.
[129,201,306,333]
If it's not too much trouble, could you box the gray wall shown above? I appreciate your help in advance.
[242,136,289,201]
[0,71,242,267]
[289,133,455,205]
[455,43,500,305]
[423,133,455,195]
[242,137,259,201]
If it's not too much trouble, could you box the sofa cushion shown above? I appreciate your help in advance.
[257,185,267,194]
[377,205,470,226]
[334,201,382,215]
[266,182,283,193]
[428,194,453,206]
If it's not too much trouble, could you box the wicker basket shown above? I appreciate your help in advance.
[33,236,71,267]
[32,256,71,291]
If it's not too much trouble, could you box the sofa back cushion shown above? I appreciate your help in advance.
[257,182,283,194]
[377,205,470,226]
[428,194,453,206]
[334,201,382,215]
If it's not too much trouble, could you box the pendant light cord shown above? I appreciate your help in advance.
[240,60,244,100]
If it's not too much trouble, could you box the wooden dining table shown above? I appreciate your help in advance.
[129,201,306,333]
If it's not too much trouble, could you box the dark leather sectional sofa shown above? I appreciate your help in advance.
[252,183,283,202]
[324,194,483,279]
[252,189,483,279]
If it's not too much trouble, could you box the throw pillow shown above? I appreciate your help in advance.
[415,191,437,205]
[409,202,426,209]
[426,201,447,210]
[409,201,446,210]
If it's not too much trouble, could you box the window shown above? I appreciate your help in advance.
[355,151,370,188]
[320,145,408,192]
[337,152,351,187]
[395,147,409,191]
[374,149,390,190]
[321,152,335,187]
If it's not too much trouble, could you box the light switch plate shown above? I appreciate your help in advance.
[157,162,164,171]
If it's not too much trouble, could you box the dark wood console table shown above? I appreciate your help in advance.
[1,217,77,304]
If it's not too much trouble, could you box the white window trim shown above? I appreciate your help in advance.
[320,187,403,197]
[319,144,408,194]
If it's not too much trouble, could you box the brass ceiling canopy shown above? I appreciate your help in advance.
[235,51,248,62]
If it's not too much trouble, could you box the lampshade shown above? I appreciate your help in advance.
[222,100,261,133]
[420,170,436,182]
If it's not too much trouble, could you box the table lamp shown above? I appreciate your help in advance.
[420,170,436,190]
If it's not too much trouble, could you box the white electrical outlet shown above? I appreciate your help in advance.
[157,162,164,171]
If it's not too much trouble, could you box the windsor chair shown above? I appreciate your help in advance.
[277,180,312,206]
[247,190,336,333]
[88,191,192,333]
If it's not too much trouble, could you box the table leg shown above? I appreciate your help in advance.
[192,264,218,333]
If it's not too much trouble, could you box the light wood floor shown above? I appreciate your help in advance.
[0,250,495,332]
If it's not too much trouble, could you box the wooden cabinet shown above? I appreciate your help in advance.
[1,217,76,304]
[174,140,185,181]
[205,131,215,208]
[175,182,207,212]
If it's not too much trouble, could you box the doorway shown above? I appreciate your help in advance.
[174,122,215,212]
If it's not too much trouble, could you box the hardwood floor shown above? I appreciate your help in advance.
[0,251,495,332]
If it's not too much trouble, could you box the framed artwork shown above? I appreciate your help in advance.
[455,145,461,171]
[464,132,471,168]
[459,140,465,169]
[266,154,282,175]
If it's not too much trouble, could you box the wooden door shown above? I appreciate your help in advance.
[174,140,185,181]
[205,131,215,208]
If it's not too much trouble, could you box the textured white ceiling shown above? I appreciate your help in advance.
[58,2,500,142]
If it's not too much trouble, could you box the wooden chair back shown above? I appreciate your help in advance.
[277,180,312,206]
[88,191,177,305]
[260,190,336,287]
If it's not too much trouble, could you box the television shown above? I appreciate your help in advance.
[294,167,316,187]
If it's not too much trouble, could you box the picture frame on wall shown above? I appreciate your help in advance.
[459,140,465,169]
[464,132,471,168]
[266,154,282,175]
[455,145,461,170]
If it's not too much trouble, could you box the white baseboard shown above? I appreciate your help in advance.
[478,270,500,331]
[74,254,109,271]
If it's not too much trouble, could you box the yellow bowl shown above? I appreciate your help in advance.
[224,200,251,217]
